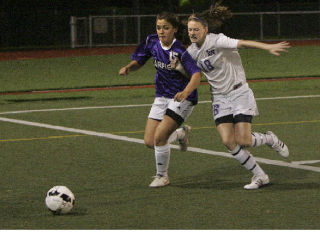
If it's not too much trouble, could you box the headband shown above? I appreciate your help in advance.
[189,16,208,27]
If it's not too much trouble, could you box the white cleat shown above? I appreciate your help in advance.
[266,131,289,158]
[244,174,270,190]
[178,125,192,152]
[149,175,170,188]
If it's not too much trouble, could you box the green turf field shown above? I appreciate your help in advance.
[0,46,319,92]
[0,46,320,229]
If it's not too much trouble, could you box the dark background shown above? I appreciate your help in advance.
[0,0,319,50]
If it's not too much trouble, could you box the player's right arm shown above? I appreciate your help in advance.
[119,60,141,76]
[119,34,155,76]
[170,57,189,77]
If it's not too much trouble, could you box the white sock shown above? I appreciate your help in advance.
[230,145,265,176]
[251,132,273,147]
[154,143,170,177]
[168,128,185,144]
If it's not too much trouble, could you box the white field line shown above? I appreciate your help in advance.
[187,147,320,173]
[1,94,320,115]
[0,104,152,115]
[1,116,320,173]
[291,160,320,165]
[0,117,145,144]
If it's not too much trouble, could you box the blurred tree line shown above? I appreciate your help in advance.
[1,0,319,15]
[0,0,319,49]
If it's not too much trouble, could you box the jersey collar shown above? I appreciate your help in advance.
[160,38,176,50]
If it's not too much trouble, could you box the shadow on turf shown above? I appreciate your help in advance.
[172,168,248,190]
[47,207,88,217]
[265,182,320,191]
[5,96,92,103]
[171,166,320,191]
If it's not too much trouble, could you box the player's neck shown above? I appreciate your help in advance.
[160,38,176,50]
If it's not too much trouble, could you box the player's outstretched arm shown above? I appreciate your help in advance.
[237,40,291,56]
[119,60,141,75]
[174,72,202,102]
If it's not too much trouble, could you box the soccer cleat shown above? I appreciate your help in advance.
[149,175,169,188]
[266,131,289,158]
[244,174,270,190]
[178,125,192,152]
[149,175,170,188]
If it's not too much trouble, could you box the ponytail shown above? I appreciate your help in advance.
[188,1,232,31]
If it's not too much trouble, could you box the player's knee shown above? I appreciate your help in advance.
[154,134,167,147]
[235,136,251,147]
[145,143,154,149]
[221,137,235,149]
[144,136,154,149]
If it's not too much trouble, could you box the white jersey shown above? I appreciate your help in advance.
[187,33,247,95]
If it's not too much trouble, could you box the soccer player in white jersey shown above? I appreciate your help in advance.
[119,12,201,187]
[172,3,291,189]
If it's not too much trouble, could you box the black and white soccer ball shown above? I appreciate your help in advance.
[45,186,75,215]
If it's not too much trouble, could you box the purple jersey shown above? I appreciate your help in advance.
[131,34,200,104]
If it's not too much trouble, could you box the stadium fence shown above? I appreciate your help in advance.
[70,11,320,48]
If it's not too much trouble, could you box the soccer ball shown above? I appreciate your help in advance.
[45,186,75,214]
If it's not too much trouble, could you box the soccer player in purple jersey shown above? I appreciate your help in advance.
[119,12,201,187]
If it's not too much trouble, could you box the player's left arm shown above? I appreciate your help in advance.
[174,51,201,102]
[237,40,291,56]
[174,71,201,102]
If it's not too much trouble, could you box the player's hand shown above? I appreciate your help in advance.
[268,41,291,56]
[119,66,129,75]
[170,57,178,69]
[174,91,189,103]
[170,57,190,78]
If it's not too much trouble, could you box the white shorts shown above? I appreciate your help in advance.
[211,83,259,120]
[148,97,194,123]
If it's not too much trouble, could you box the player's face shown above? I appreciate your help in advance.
[156,19,177,46]
[188,20,208,47]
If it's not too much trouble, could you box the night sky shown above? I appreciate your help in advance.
[1,0,318,11]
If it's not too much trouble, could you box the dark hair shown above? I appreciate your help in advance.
[156,11,180,29]
[188,1,232,31]
[156,11,187,42]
